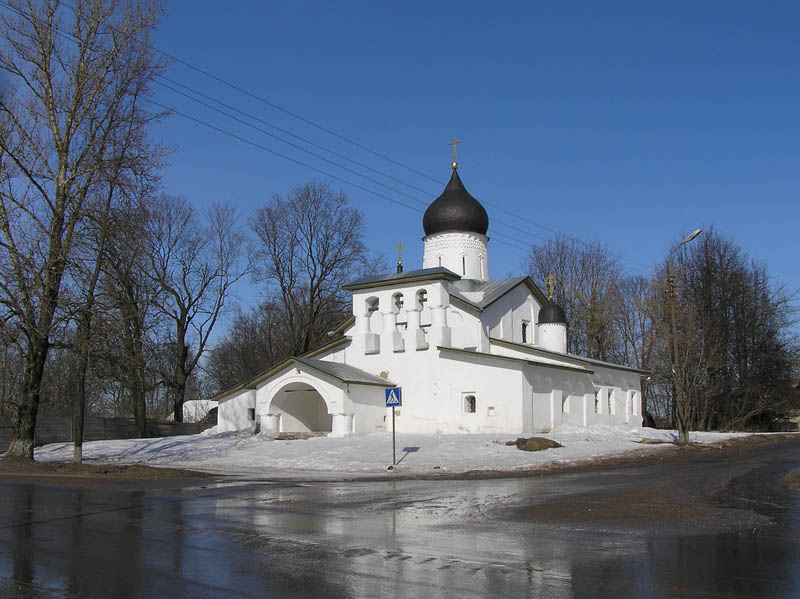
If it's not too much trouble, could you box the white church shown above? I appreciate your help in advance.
[213,160,646,437]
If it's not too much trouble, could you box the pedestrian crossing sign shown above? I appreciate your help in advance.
[385,387,402,407]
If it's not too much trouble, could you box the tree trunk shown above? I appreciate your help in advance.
[172,327,188,423]
[72,312,92,463]
[5,343,49,461]
[133,332,147,438]
[6,401,37,461]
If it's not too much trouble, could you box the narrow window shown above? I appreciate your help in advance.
[608,389,615,415]
[464,394,476,413]
[521,321,529,343]
[595,389,600,414]
[461,256,466,275]
[248,408,256,421]
[416,289,427,308]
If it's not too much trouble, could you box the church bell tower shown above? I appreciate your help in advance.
[422,143,490,281]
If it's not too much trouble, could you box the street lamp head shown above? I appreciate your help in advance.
[681,228,702,245]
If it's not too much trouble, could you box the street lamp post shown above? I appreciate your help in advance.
[668,228,702,445]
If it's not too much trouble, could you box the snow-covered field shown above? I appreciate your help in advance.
[30,425,753,480]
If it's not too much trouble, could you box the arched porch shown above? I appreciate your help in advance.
[268,382,333,434]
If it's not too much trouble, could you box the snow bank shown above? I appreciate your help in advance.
[29,425,752,480]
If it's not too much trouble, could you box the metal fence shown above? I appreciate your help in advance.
[0,416,213,452]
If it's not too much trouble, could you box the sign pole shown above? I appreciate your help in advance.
[392,406,396,466]
[385,386,402,469]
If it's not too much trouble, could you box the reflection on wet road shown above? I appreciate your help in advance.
[1,438,799,598]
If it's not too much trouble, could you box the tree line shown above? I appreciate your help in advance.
[527,231,799,431]
[0,0,379,460]
[1,1,797,465]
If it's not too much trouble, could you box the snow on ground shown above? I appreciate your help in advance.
[30,425,752,480]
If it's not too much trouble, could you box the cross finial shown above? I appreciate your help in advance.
[545,273,558,300]
[395,242,404,273]
[448,137,462,169]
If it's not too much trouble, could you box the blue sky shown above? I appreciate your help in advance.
[150,1,799,318]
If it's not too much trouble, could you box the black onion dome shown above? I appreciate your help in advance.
[423,169,489,236]
[539,301,567,325]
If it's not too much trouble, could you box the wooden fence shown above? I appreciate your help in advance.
[0,416,213,452]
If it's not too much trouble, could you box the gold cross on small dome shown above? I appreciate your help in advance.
[395,242,404,263]
[545,273,558,300]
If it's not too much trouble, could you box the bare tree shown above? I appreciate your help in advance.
[525,235,623,360]
[616,274,658,416]
[0,0,165,459]
[147,196,247,422]
[206,301,294,393]
[648,228,798,437]
[100,198,160,436]
[250,181,375,357]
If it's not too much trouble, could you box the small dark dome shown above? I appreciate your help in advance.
[539,301,567,325]
[423,169,489,236]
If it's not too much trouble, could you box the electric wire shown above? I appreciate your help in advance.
[154,78,557,249]
[0,0,652,274]
[47,0,654,272]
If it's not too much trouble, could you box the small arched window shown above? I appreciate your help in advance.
[366,297,379,315]
[392,292,404,313]
[463,394,476,413]
[416,289,428,310]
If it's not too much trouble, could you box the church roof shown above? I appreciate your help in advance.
[449,276,549,310]
[422,169,489,236]
[439,345,595,374]
[291,357,395,386]
[215,356,395,397]
[489,338,651,375]
[342,267,461,291]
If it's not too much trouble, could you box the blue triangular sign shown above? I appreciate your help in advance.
[385,387,402,407]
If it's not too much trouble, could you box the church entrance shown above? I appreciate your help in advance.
[269,382,332,434]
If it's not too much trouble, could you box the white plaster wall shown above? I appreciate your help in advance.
[183,399,213,423]
[589,366,643,427]
[523,365,595,433]
[447,303,482,350]
[484,285,539,345]
[348,385,389,435]
[538,323,567,353]
[422,231,489,280]
[216,388,256,432]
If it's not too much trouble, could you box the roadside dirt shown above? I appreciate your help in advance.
[0,458,214,487]
[503,434,800,535]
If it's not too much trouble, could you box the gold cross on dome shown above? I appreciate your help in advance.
[395,242,404,263]
[448,137,462,168]
[545,273,558,300]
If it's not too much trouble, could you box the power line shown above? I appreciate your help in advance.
[0,0,565,257]
[155,79,430,207]
[158,75,438,198]
[147,99,426,215]
[154,78,566,247]
[47,0,656,272]
[0,0,653,275]
[148,99,540,255]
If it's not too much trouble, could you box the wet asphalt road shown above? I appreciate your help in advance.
[0,437,799,598]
